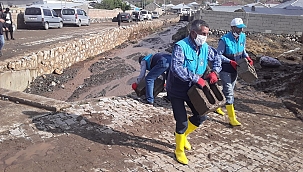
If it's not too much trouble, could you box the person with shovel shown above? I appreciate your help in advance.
[214,18,253,126]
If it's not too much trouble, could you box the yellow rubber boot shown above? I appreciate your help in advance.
[226,104,241,126]
[184,120,198,150]
[215,107,225,116]
[174,133,188,165]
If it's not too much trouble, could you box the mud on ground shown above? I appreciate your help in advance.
[25,24,303,119]
[24,22,184,101]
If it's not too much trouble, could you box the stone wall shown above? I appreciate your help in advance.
[88,9,132,18]
[0,17,180,91]
[199,10,303,35]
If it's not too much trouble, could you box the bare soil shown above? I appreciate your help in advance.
[1,18,303,171]
[24,24,303,120]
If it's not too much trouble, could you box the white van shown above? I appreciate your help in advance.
[24,6,63,30]
[61,8,90,27]
[141,10,152,20]
[152,11,159,19]
[131,11,144,21]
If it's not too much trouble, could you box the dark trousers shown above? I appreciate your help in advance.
[5,23,13,40]
[171,96,207,134]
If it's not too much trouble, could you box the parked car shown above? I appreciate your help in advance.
[141,10,152,20]
[178,8,191,15]
[131,11,144,21]
[24,6,63,30]
[152,11,159,19]
[118,12,132,23]
[61,8,90,27]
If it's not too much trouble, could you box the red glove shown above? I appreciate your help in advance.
[132,83,138,90]
[206,72,218,84]
[230,60,238,70]
[247,57,253,66]
[197,78,206,89]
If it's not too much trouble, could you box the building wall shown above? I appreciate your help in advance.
[199,10,303,35]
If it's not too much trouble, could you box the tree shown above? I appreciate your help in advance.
[121,2,131,11]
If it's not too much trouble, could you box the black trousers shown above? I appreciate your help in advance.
[5,23,13,40]
[170,96,207,134]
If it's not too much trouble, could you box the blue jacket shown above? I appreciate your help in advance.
[218,32,248,73]
[136,53,172,84]
[143,53,172,71]
[167,37,213,100]
[178,37,208,75]
[142,54,153,70]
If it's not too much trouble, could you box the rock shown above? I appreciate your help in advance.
[51,81,56,86]
[80,119,87,125]
[54,68,63,75]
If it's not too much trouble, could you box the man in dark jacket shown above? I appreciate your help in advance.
[117,12,121,27]
[135,12,139,23]
[4,8,14,40]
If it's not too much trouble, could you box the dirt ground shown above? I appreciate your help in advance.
[24,23,303,120]
[1,18,303,171]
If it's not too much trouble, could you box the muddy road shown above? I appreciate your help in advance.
[2,19,303,172]
[24,21,303,118]
[25,21,187,101]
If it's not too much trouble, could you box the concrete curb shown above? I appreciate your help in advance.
[0,88,71,111]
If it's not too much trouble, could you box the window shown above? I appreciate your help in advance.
[25,8,41,15]
[43,9,52,16]
[52,10,58,17]
[82,10,87,16]
[77,9,83,15]
[62,9,75,15]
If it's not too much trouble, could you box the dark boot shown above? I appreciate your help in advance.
[5,31,9,41]
[10,32,14,40]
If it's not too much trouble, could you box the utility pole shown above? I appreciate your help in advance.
[164,0,166,14]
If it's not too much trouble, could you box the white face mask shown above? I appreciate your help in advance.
[233,32,240,37]
[194,33,207,46]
